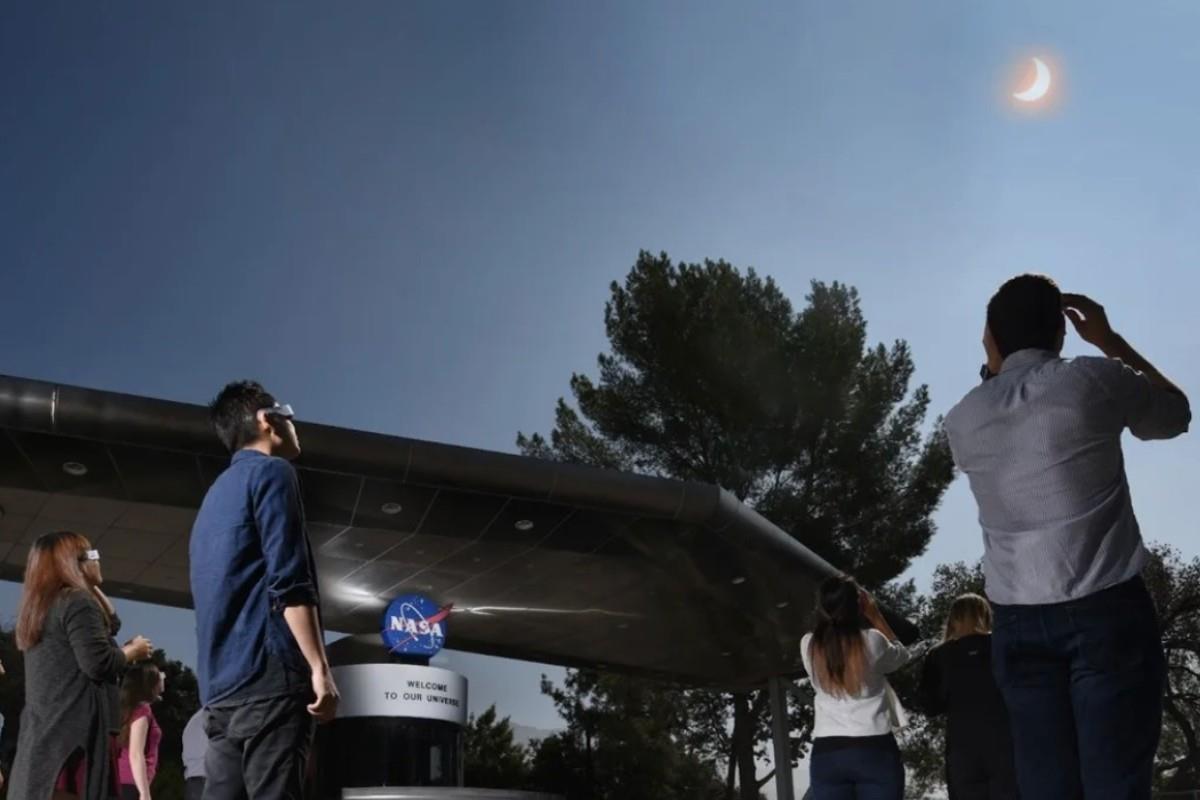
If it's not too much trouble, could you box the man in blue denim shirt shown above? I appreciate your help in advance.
[191,381,339,800]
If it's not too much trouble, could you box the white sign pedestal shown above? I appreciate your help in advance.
[332,664,469,727]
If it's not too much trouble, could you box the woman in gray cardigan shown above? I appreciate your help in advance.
[8,531,153,800]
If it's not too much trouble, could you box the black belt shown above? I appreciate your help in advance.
[812,733,897,754]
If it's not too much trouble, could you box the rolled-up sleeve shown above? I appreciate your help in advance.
[251,458,318,610]
[1095,358,1191,441]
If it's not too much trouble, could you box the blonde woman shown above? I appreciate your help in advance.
[918,594,1017,800]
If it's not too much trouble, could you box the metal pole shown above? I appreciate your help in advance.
[768,675,795,800]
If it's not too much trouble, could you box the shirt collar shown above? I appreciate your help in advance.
[999,348,1059,375]
[231,449,268,464]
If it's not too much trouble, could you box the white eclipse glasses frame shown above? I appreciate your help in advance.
[255,403,295,421]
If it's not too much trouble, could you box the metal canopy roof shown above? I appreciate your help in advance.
[0,374,840,688]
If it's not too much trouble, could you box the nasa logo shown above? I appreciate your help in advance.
[381,593,452,657]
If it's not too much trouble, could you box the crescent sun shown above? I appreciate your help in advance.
[1013,57,1051,102]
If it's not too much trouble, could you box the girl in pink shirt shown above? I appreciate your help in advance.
[118,663,165,800]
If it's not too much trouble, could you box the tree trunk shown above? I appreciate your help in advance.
[582,705,596,800]
[733,691,760,800]
[724,743,737,800]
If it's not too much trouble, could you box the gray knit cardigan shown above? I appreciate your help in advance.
[8,589,126,800]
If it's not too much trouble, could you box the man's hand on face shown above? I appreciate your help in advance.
[1062,293,1117,349]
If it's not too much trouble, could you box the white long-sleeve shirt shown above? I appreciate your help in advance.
[945,349,1190,605]
[182,709,208,780]
[801,629,914,738]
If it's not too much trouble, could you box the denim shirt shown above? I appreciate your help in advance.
[190,450,321,705]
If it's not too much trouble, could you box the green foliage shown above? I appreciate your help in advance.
[152,759,186,800]
[1143,543,1200,792]
[464,705,531,789]
[518,251,955,798]
[528,731,590,796]
[518,252,953,589]
[150,648,201,762]
[529,669,726,800]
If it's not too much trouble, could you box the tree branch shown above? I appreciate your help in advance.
[1157,756,1192,774]
[1163,692,1200,776]
[1164,638,1200,655]
[1168,597,1200,625]
[1169,663,1200,684]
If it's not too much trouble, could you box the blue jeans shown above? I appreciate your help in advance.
[810,735,904,800]
[991,576,1166,800]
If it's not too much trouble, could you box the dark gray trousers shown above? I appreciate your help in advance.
[202,695,314,800]
[185,777,207,800]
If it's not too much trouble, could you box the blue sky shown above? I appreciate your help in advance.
[2,1,1198,787]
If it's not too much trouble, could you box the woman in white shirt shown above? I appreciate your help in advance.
[801,575,915,800]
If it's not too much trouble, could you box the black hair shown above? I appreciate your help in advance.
[209,380,276,453]
[986,274,1064,359]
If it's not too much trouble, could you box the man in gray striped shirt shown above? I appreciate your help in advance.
[945,274,1190,800]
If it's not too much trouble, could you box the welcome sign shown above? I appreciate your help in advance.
[332,664,468,726]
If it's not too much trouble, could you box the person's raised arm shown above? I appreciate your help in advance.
[1064,293,1188,395]
[1063,293,1191,439]
[861,591,915,673]
[252,458,339,722]
[861,591,899,643]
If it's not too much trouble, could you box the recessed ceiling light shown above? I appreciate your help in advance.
[731,576,746,585]
[514,519,535,531]
[381,502,403,515]
[62,461,88,477]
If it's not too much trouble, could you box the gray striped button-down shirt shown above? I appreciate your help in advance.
[945,349,1191,605]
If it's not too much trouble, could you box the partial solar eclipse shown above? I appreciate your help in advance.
[1004,52,1062,114]
[1013,57,1052,103]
